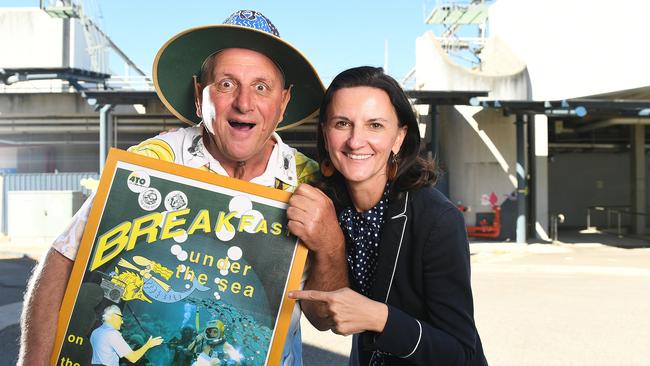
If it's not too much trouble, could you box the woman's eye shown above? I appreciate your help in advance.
[334,120,350,128]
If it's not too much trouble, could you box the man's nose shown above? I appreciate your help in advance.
[233,87,254,113]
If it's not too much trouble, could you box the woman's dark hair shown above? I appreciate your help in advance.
[316,66,438,208]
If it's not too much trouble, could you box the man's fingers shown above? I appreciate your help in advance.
[288,290,329,302]
[295,183,332,202]
[288,194,312,213]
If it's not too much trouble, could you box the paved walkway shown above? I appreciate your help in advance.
[2,230,649,365]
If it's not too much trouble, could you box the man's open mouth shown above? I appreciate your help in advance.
[228,120,255,130]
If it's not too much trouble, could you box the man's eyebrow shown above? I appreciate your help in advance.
[329,115,351,121]
[214,72,279,84]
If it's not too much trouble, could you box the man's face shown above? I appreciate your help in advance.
[108,311,123,330]
[206,327,220,338]
[198,48,291,165]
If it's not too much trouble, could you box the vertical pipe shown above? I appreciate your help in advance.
[516,114,527,243]
[99,104,113,174]
[429,104,438,159]
[631,124,646,235]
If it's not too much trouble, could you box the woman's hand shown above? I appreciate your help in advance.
[288,287,388,336]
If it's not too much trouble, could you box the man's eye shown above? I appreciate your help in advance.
[217,79,236,90]
[370,122,383,129]
[255,83,269,92]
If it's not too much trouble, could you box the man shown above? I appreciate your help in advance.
[89,305,162,366]
[19,10,347,366]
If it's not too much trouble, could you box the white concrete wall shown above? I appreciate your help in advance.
[0,8,64,68]
[0,148,17,172]
[70,17,94,71]
[415,32,530,99]
[489,0,650,99]
[0,8,100,74]
[439,106,519,225]
[415,31,530,232]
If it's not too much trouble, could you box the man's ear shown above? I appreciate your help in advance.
[277,85,292,123]
[193,75,203,118]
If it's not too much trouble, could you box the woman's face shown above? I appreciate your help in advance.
[323,86,407,188]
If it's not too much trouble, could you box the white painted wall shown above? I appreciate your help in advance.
[0,148,17,171]
[0,8,100,72]
[0,8,64,68]
[415,31,530,233]
[489,0,650,99]
[70,17,94,71]
[439,106,519,225]
[415,32,530,99]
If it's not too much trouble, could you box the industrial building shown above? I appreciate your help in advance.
[1,0,649,245]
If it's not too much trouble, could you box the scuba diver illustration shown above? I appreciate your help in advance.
[168,325,197,366]
[189,319,243,366]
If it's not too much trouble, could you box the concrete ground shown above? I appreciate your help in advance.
[2,230,649,365]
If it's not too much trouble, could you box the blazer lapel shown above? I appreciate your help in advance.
[370,192,409,303]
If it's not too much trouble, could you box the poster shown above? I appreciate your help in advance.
[52,148,307,366]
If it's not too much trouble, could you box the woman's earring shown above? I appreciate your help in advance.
[321,158,335,177]
[387,154,399,181]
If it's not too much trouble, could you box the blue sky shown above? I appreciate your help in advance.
[2,0,449,85]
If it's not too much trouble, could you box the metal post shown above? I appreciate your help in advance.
[99,104,113,174]
[631,125,646,235]
[516,114,527,244]
[550,215,558,242]
[617,211,622,238]
[586,208,591,229]
[429,104,439,160]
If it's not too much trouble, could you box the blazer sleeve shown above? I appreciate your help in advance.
[365,206,479,365]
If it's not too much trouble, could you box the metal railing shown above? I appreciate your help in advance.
[585,205,650,238]
[550,213,565,242]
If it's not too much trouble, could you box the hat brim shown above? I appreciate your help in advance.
[153,24,324,131]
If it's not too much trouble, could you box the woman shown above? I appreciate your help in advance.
[289,66,487,365]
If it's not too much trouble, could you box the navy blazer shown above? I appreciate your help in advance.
[353,187,487,366]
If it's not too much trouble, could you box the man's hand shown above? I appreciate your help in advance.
[145,336,164,349]
[288,288,388,336]
[287,183,344,255]
[126,335,164,363]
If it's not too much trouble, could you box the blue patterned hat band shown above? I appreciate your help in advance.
[223,10,280,37]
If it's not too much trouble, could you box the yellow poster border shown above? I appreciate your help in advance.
[52,147,308,366]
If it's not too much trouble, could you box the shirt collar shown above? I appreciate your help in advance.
[249,132,298,188]
[187,130,298,188]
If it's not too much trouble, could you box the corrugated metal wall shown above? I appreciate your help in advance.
[1,172,98,234]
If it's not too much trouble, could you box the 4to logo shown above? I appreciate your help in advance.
[127,171,151,193]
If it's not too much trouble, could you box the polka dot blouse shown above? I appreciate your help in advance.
[338,185,390,297]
